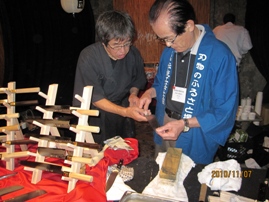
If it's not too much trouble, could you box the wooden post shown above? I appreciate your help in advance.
[0,82,40,170]
[64,86,99,193]
[30,84,59,184]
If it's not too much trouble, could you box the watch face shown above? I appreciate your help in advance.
[183,119,189,132]
[184,126,190,132]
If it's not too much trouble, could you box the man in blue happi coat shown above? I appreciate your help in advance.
[139,0,239,164]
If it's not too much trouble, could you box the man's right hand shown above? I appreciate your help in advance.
[125,106,149,122]
[139,88,156,110]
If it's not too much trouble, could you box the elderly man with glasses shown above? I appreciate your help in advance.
[73,10,147,144]
[139,0,239,164]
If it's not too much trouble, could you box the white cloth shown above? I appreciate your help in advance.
[213,22,252,66]
[103,136,133,150]
[106,174,136,201]
[142,152,195,202]
[198,159,242,191]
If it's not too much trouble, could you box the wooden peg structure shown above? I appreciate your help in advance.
[27,83,61,184]
[0,81,40,170]
[0,82,106,193]
[18,84,103,193]
[35,83,60,137]
[63,86,100,193]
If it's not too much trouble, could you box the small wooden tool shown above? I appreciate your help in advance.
[199,183,207,202]
[159,147,182,180]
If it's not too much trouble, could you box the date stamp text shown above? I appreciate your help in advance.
[211,170,252,178]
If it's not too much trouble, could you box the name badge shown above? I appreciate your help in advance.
[171,86,187,103]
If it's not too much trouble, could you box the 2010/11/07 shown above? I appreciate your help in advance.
[211,170,252,178]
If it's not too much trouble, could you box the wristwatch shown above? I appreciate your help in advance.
[183,119,190,132]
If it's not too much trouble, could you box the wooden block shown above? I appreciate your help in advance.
[159,147,182,180]
[199,183,207,202]
[261,104,269,125]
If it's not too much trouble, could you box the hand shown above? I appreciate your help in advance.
[139,89,153,110]
[129,94,140,107]
[155,119,185,140]
[125,106,149,122]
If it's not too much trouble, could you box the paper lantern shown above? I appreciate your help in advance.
[60,0,84,14]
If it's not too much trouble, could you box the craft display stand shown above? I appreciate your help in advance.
[26,85,103,193]
[64,86,100,192]
[24,83,61,183]
[0,81,40,171]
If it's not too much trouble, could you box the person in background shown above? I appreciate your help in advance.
[73,10,148,144]
[139,0,239,164]
[213,13,253,69]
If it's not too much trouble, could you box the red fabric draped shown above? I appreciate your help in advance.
[0,138,138,202]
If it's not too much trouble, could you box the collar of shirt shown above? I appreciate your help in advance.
[191,25,206,55]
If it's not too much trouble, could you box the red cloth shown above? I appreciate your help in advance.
[0,138,139,202]
[104,138,139,165]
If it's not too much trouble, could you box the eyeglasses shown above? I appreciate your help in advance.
[157,34,178,45]
[107,42,132,50]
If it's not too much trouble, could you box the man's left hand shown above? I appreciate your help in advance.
[155,119,185,140]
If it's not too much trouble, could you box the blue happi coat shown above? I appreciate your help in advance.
[153,24,239,164]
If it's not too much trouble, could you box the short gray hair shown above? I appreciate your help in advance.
[96,10,136,45]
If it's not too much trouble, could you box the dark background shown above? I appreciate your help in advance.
[0,0,268,106]
[0,0,95,105]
